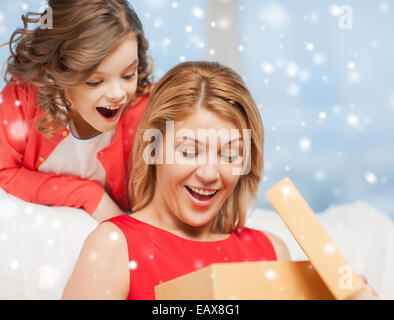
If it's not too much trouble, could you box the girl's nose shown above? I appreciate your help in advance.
[106,80,126,102]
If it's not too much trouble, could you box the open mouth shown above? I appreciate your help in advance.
[185,185,219,202]
[96,105,122,119]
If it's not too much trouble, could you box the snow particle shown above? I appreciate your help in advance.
[324,243,336,255]
[330,5,343,17]
[313,53,326,66]
[194,260,204,269]
[264,268,277,280]
[318,112,327,119]
[129,260,138,270]
[305,42,315,51]
[109,231,119,241]
[288,84,300,97]
[8,120,29,141]
[192,6,204,19]
[299,138,311,151]
[52,217,62,228]
[348,70,361,83]
[261,62,274,74]
[10,259,20,270]
[217,16,230,30]
[347,114,359,126]
[286,62,299,77]
[185,25,193,33]
[153,18,163,29]
[347,62,356,70]
[280,185,291,197]
[364,172,378,185]
[259,3,289,29]
[299,69,310,82]
[314,170,326,181]
[379,1,390,12]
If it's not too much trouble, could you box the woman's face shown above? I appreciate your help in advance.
[64,36,139,138]
[153,107,245,232]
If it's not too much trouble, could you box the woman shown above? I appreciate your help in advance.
[62,61,378,300]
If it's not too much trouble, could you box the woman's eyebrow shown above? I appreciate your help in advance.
[93,58,139,75]
[175,136,243,146]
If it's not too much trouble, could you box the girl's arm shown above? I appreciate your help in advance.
[62,222,130,299]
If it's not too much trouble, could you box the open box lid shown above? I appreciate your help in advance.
[265,177,365,300]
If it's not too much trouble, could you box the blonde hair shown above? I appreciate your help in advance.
[2,0,153,137]
[130,61,264,233]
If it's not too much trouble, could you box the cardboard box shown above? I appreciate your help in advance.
[155,177,365,300]
[155,260,334,300]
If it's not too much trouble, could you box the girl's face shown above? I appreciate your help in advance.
[153,108,245,233]
[64,36,139,138]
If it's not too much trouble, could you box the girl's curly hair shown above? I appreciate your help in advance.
[2,0,153,137]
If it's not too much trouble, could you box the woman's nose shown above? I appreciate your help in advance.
[195,165,220,183]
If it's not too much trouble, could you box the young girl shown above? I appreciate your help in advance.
[0,0,153,221]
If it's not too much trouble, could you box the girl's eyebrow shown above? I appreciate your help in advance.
[93,58,139,75]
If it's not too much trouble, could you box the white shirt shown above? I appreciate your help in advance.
[38,123,116,189]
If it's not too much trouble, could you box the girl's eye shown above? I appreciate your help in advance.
[86,81,102,87]
[123,73,136,80]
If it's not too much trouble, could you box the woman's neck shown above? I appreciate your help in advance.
[132,196,228,242]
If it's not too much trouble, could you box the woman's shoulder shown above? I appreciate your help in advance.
[86,220,129,253]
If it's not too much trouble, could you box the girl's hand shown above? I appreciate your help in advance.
[349,274,380,300]
[92,192,126,223]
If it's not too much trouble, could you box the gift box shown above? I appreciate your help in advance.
[155,178,365,300]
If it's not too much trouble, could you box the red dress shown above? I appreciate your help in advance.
[105,215,277,300]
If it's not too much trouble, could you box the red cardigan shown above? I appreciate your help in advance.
[0,82,148,214]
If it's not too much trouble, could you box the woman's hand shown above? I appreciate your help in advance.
[92,192,126,222]
[349,274,380,300]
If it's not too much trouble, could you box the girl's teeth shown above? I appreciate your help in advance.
[100,106,120,110]
[188,186,217,195]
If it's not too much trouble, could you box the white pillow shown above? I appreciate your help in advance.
[0,188,98,299]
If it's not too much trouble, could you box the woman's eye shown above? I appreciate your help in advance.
[86,81,102,87]
[221,152,240,163]
[182,151,197,158]
[123,73,135,80]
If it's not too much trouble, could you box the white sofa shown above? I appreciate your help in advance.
[0,188,393,299]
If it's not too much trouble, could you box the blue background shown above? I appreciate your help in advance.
[0,0,393,219]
